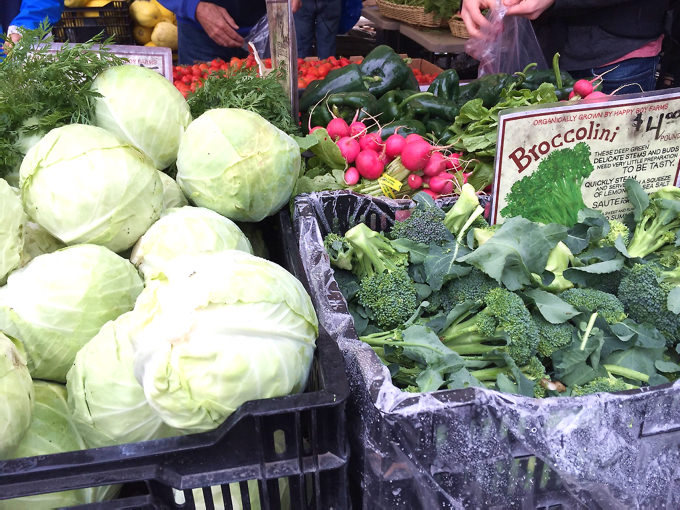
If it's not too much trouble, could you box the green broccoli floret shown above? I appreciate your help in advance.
[598,219,630,248]
[617,262,680,346]
[500,142,594,226]
[324,232,354,271]
[571,374,638,396]
[344,223,408,279]
[471,224,500,247]
[533,313,576,358]
[388,204,453,246]
[653,245,680,270]
[440,287,540,365]
[558,288,627,324]
[626,185,680,259]
[443,183,484,240]
[424,267,500,315]
[343,223,417,330]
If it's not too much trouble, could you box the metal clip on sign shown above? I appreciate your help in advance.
[265,0,299,122]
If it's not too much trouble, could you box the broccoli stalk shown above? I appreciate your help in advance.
[439,287,540,365]
[531,241,574,292]
[501,142,595,226]
[626,186,680,259]
[323,233,354,271]
[443,183,485,240]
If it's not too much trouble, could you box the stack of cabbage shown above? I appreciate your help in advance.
[0,65,314,508]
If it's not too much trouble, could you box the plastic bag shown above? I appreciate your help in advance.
[465,0,547,77]
[243,15,270,59]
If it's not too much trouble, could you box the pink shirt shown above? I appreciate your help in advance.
[604,36,664,66]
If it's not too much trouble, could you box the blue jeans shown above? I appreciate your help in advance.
[570,56,660,95]
[294,0,341,59]
[177,21,249,66]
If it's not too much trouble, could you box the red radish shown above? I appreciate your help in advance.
[327,117,350,140]
[583,90,609,102]
[385,134,406,159]
[423,151,446,176]
[336,136,361,163]
[407,174,423,189]
[429,174,454,194]
[422,189,439,199]
[461,172,471,184]
[568,90,577,100]
[355,150,384,180]
[445,153,461,171]
[349,121,367,137]
[344,166,360,186]
[405,133,424,144]
[359,132,383,152]
[400,140,432,172]
[379,151,390,166]
[310,126,324,133]
[573,79,594,98]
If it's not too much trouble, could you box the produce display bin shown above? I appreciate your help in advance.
[0,216,351,510]
[285,190,680,510]
[53,0,134,45]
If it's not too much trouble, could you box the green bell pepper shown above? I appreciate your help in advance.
[376,89,412,124]
[399,93,460,123]
[369,119,427,138]
[360,45,419,97]
[300,63,368,112]
[309,91,378,128]
[425,118,450,139]
[427,69,460,101]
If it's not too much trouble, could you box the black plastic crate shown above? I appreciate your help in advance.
[53,0,134,45]
[285,190,680,510]
[0,211,351,509]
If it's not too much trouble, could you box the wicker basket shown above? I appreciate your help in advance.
[448,14,469,39]
[375,0,446,28]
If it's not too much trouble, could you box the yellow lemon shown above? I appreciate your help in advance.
[133,24,154,44]
[151,21,178,50]
[151,0,176,24]
[129,0,162,27]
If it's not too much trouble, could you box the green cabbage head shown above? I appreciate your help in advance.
[20,124,163,253]
[130,206,252,280]
[0,244,144,382]
[158,171,188,210]
[130,250,318,433]
[67,311,180,449]
[0,381,119,509]
[92,65,192,170]
[0,333,33,459]
[0,179,24,284]
[176,108,301,222]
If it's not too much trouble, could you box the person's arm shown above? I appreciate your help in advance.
[157,0,201,22]
[8,0,63,35]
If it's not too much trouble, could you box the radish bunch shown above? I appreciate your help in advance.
[320,116,468,199]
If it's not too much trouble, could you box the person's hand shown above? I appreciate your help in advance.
[2,33,21,53]
[460,0,498,39]
[195,1,244,47]
[503,0,554,19]
[291,0,302,13]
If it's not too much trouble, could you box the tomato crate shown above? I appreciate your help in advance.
[53,0,134,45]
[284,190,680,510]
[0,211,350,509]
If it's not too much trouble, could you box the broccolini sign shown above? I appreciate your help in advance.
[491,89,680,225]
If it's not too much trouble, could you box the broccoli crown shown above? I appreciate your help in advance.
[441,287,540,365]
[617,262,680,345]
[654,245,680,271]
[324,232,354,271]
[559,287,627,324]
[627,187,680,259]
[571,375,637,396]
[357,267,418,330]
[388,206,453,246]
[500,142,594,227]
[446,267,500,305]
[533,313,575,358]
[344,223,408,280]
[599,219,630,248]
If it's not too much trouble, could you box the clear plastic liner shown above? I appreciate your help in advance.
[291,190,680,509]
